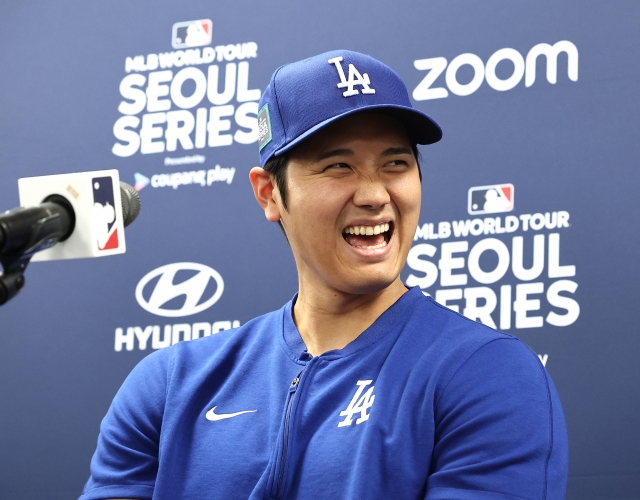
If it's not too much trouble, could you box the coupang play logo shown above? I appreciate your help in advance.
[112,19,261,158]
[405,183,580,332]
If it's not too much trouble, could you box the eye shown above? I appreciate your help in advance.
[384,159,410,170]
[324,162,351,171]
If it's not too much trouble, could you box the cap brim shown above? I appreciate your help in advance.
[274,104,442,157]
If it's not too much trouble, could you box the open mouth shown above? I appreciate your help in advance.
[342,222,393,249]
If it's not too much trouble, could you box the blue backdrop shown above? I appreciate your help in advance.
[1,1,638,498]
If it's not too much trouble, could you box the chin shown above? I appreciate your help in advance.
[336,271,400,296]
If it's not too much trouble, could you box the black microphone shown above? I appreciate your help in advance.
[0,195,75,259]
[0,174,141,305]
[0,182,140,258]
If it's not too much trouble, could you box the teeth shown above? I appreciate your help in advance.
[356,240,388,249]
[343,222,391,235]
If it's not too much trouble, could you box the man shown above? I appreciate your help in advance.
[80,50,568,500]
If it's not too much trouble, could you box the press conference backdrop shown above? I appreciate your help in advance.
[0,1,638,498]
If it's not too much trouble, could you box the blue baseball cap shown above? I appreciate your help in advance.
[257,49,442,167]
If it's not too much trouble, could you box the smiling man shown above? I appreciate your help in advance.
[81,51,568,500]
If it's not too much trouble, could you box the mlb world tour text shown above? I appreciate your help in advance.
[112,42,260,157]
[405,211,579,330]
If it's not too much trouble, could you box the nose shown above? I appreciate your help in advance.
[352,178,390,210]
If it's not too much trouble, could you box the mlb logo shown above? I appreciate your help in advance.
[468,183,514,215]
[92,177,121,251]
[172,19,212,49]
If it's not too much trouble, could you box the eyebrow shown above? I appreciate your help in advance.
[315,148,354,162]
[315,146,413,162]
[380,146,413,157]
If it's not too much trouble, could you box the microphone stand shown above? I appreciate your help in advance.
[0,256,29,305]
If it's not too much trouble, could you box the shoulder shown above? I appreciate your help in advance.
[401,289,523,365]
[397,289,548,402]
[168,305,285,363]
[413,290,511,343]
[114,305,286,403]
[126,305,289,391]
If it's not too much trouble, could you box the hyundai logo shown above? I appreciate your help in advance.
[135,262,224,317]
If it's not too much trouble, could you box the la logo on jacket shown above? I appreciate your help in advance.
[338,380,376,427]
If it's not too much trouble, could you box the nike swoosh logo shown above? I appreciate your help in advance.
[206,406,257,421]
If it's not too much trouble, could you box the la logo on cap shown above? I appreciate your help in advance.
[328,56,376,97]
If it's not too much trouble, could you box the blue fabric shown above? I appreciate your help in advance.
[80,287,568,499]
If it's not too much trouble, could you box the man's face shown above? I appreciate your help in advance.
[277,112,422,296]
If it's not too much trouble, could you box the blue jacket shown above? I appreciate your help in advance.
[81,287,568,499]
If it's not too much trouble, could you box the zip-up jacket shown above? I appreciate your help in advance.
[80,287,568,499]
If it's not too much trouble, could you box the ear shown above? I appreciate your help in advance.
[249,167,282,222]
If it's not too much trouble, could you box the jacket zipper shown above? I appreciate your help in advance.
[274,370,304,499]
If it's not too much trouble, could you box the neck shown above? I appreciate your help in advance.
[292,278,408,356]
